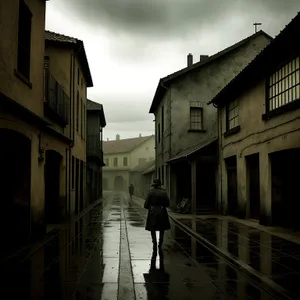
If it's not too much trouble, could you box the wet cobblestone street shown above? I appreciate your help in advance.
[1,191,294,299]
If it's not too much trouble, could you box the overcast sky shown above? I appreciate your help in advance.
[45,0,300,141]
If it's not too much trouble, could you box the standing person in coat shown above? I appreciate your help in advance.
[129,183,134,200]
[144,178,171,257]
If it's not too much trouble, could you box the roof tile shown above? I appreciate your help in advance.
[103,135,154,154]
[45,30,77,44]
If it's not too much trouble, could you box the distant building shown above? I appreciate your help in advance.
[130,159,156,198]
[103,134,155,191]
[86,99,106,204]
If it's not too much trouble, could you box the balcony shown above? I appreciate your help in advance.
[87,134,104,163]
[44,68,69,126]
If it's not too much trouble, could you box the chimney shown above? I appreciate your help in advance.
[116,134,120,140]
[200,55,209,61]
[187,53,193,67]
[107,138,109,141]
[139,133,142,138]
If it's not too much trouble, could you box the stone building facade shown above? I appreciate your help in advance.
[209,12,300,228]
[0,0,93,249]
[149,31,272,212]
[103,135,155,192]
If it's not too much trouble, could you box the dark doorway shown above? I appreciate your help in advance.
[80,160,84,212]
[226,156,238,217]
[196,162,216,212]
[75,158,79,214]
[271,149,300,229]
[0,129,31,251]
[45,150,62,226]
[114,176,124,190]
[175,162,191,205]
[246,153,260,220]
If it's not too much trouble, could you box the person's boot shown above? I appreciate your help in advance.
[151,232,157,256]
[158,236,164,258]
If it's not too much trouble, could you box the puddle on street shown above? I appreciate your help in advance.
[179,218,300,298]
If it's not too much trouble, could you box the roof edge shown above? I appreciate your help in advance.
[208,12,300,107]
[149,30,273,114]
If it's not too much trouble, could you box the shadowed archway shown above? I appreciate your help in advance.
[114,176,124,191]
[0,128,31,252]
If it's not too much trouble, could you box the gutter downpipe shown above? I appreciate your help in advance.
[161,80,172,198]
[213,102,223,214]
[68,42,82,218]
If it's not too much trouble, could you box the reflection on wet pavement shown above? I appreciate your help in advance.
[1,191,295,299]
[179,217,300,299]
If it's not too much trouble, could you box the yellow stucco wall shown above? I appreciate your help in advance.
[0,0,46,116]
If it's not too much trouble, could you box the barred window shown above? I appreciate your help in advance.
[268,57,300,111]
[227,99,239,130]
[190,101,203,130]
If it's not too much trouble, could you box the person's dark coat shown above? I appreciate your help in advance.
[129,184,134,195]
[144,186,171,231]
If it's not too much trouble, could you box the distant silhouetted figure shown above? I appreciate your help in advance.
[129,183,134,200]
[144,178,170,257]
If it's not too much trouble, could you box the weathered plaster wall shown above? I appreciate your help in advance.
[0,0,46,116]
[219,79,300,224]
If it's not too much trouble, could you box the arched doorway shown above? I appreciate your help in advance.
[45,150,62,227]
[114,176,124,191]
[0,129,31,251]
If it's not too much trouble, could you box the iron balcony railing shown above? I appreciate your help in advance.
[44,68,69,126]
[87,134,103,161]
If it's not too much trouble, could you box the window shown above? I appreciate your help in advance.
[76,91,79,132]
[157,123,161,143]
[77,68,80,85]
[161,105,164,135]
[105,158,109,166]
[17,0,32,80]
[190,107,203,130]
[83,103,86,139]
[81,77,83,88]
[72,156,75,189]
[81,99,84,137]
[227,99,239,130]
[123,157,128,166]
[158,167,161,180]
[162,165,164,185]
[114,157,118,167]
[268,57,300,111]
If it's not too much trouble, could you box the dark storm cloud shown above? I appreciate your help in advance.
[61,0,299,38]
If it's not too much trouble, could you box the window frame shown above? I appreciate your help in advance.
[76,91,79,132]
[17,0,32,81]
[113,157,118,167]
[189,103,204,131]
[226,99,239,131]
[266,56,300,114]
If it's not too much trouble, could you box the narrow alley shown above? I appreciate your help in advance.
[1,191,287,300]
